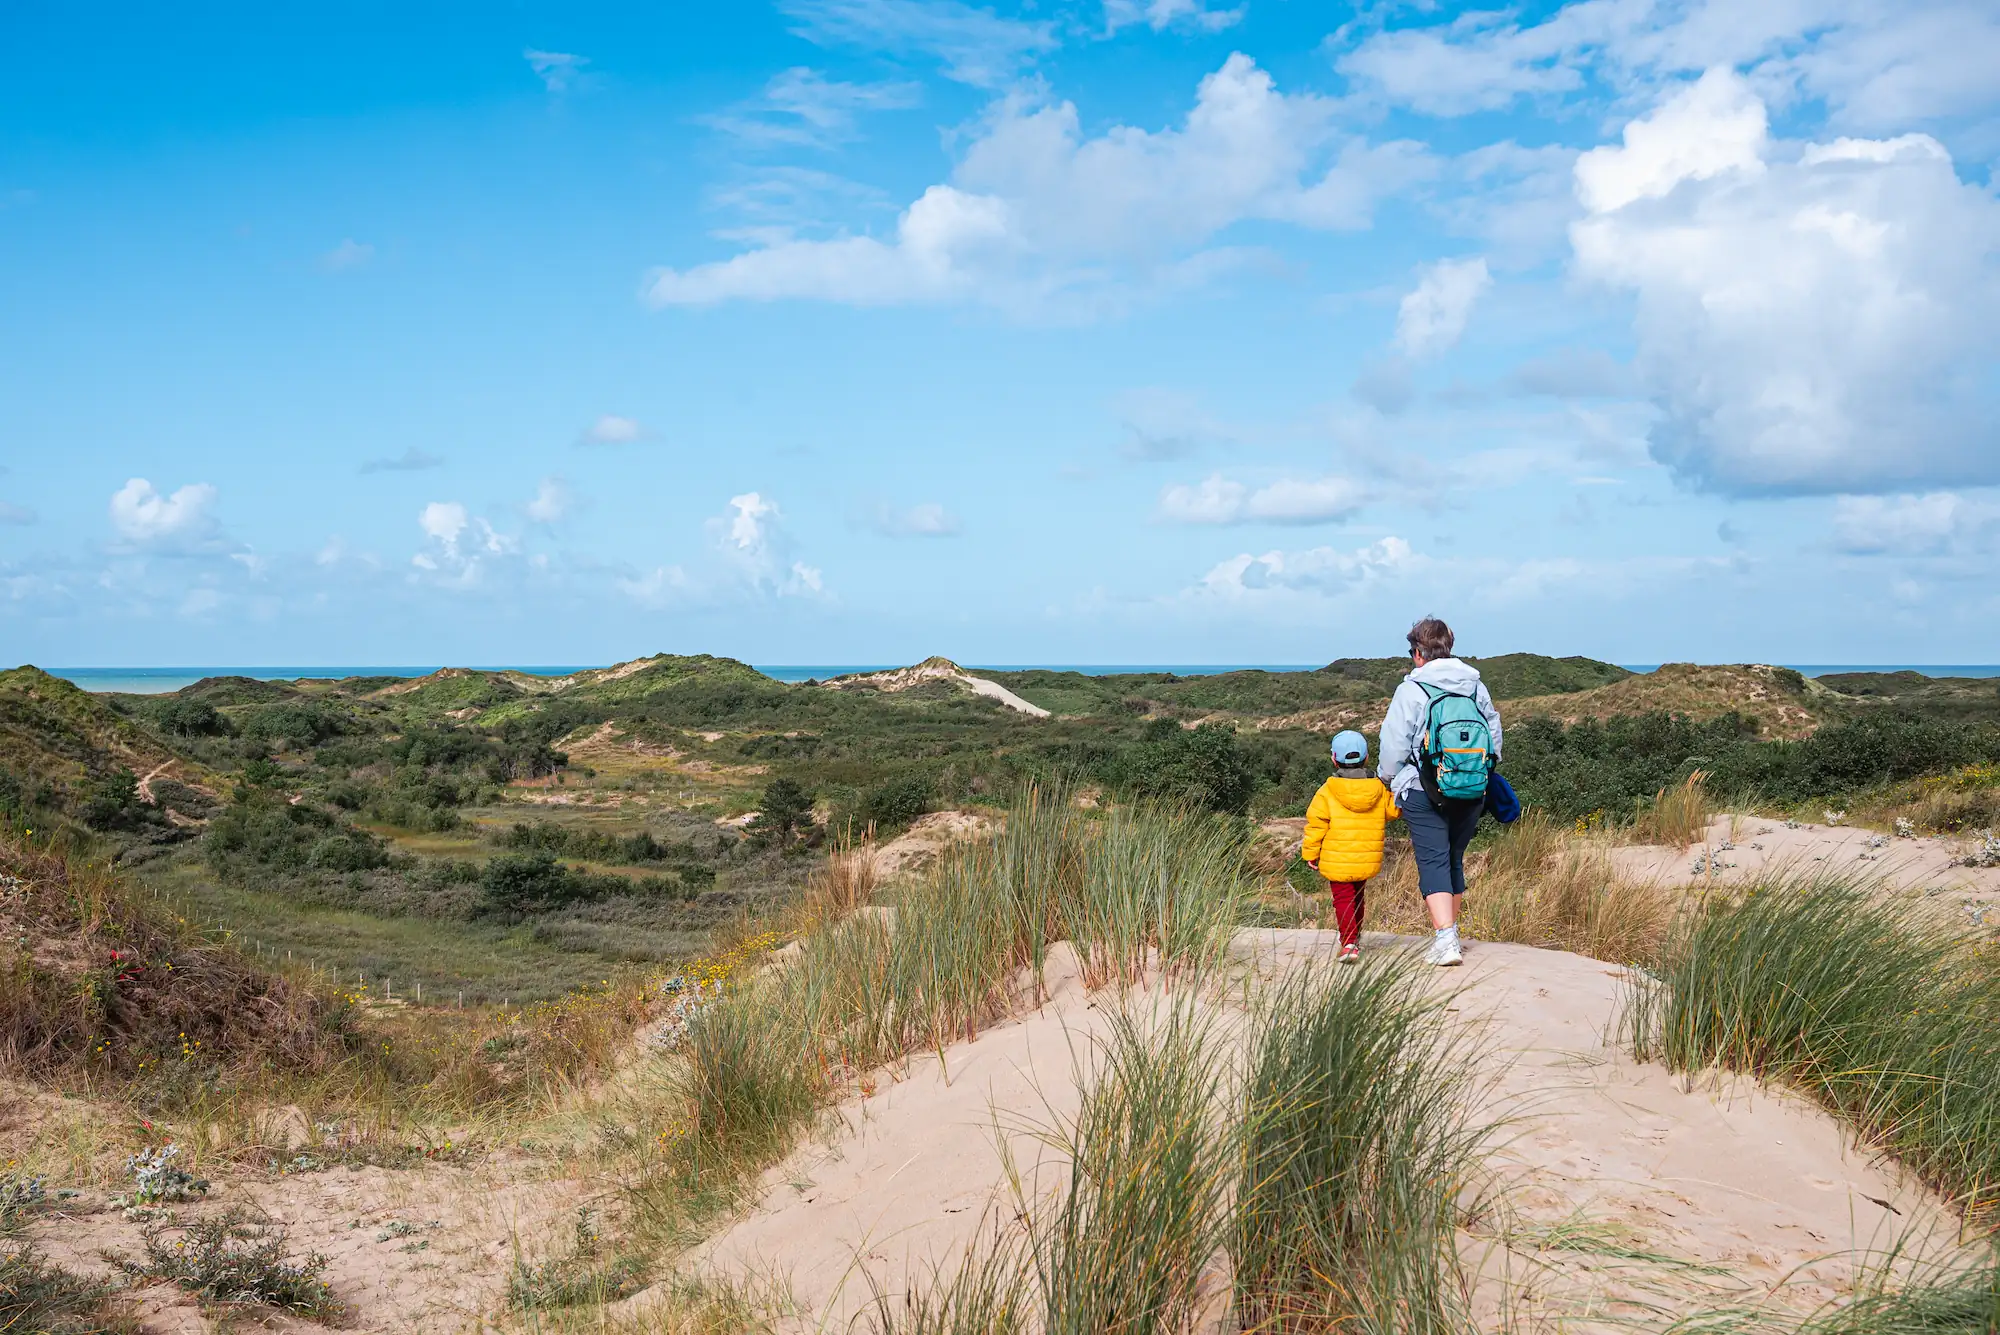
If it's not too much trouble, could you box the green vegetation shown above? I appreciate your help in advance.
[1234,959,1482,1334]
[123,1210,342,1318]
[0,1246,126,1335]
[1628,878,2000,1225]
[1506,708,2000,824]
[9,652,2000,1003]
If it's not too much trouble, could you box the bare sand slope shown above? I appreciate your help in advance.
[655,931,1950,1333]
[1615,815,2000,922]
[27,1152,594,1335]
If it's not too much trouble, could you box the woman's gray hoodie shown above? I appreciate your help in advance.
[1376,658,1504,802]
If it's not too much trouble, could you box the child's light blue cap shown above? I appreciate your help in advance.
[1331,730,1368,764]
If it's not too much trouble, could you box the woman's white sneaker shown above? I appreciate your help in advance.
[1425,937,1463,967]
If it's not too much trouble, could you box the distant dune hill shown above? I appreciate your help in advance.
[1508,662,1830,739]
[346,654,769,722]
[0,666,211,799]
[989,653,1629,725]
[822,656,1052,718]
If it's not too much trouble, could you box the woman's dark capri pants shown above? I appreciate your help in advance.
[1401,787,1482,898]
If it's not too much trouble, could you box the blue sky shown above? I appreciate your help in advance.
[2,0,1997,668]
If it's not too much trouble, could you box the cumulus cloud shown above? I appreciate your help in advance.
[109,479,219,544]
[706,67,921,147]
[1158,474,1367,525]
[1571,68,2000,496]
[319,239,374,272]
[410,501,516,587]
[578,414,647,446]
[525,49,587,93]
[1194,536,1417,599]
[1333,1,2000,131]
[1832,492,1999,556]
[779,0,1057,88]
[646,55,1433,314]
[711,492,825,596]
[526,478,573,524]
[868,500,961,536]
[1393,257,1491,358]
[1104,0,1243,34]
[359,447,444,474]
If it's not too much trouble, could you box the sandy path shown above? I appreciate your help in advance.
[641,930,1952,1333]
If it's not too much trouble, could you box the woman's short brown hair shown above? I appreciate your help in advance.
[1407,616,1454,661]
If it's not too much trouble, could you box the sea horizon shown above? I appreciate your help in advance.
[32,661,2000,695]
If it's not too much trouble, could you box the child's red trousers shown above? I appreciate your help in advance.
[1326,879,1366,949]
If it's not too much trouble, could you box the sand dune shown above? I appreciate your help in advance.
[643,930,1952,1333]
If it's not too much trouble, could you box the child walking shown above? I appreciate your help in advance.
[1301,730,1398,964]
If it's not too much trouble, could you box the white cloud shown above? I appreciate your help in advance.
[1104,0,1244,34]
[579,414,647,446]
[1571,69,2000,496]
[779,0,1057,88]
[706,67,921,147]
[1832,492,1998,556]
[710,492,825,596]
[646,55,1433,314]
[1195,536,1417,599]
[1393,257,1491,358]
[525,49,587,93]
[319,239,374,272]
[419,501,468,549]
[869,500,962,536]
[411,501,516,587]
[526,477,573,524]
[1159,474,1368,525]
[109,478,218,543]
[1332,1,2000,131]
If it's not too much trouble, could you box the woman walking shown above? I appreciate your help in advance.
[1376,616,1501,967]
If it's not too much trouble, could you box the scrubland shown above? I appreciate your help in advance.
[7,654,2000,1331]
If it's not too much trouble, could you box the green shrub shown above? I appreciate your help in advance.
[1113,722,1257,816]
[0,1247,122,1335]
[125,1210,340,1318]
[152,698,227,738]
[860,773,934,833]
[80,769,147,832]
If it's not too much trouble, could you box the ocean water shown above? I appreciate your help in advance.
[43,662,2000,695]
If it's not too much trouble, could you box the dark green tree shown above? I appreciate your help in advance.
[80,768,147,831]
[753,777,816,843]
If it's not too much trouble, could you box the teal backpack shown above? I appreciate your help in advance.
[1417,682,1494,804]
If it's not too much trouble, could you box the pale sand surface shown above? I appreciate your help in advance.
[24,1152,594,1335]
[652,929,1956,1334]
[1615,815,2000,920]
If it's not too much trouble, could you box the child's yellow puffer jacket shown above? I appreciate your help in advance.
[1300,776,1399,882]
